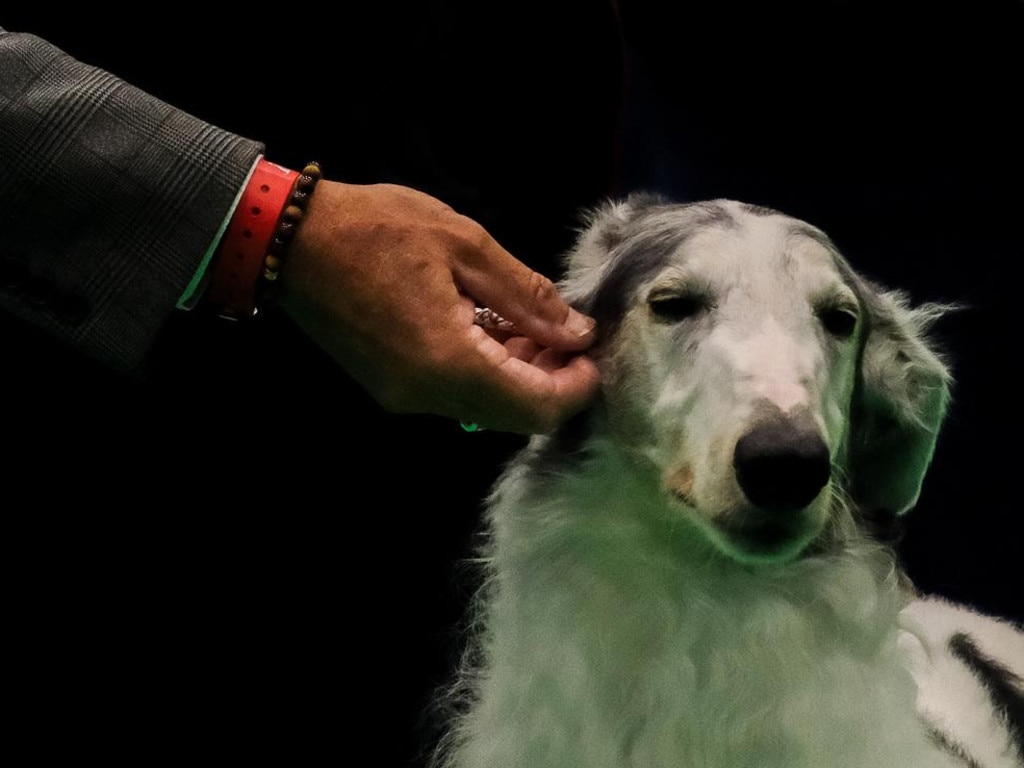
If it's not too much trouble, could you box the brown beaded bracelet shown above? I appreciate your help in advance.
[257,161,323,307]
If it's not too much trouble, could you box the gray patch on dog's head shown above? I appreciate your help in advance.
[787,222,841,254]
[569,198,739,339]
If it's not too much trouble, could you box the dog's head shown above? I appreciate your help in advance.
[560,196,951,564]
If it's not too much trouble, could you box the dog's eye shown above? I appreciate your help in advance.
[648,294,705,322]
[820,306,858,338]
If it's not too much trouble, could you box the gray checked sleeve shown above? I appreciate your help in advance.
[0,28,265,372]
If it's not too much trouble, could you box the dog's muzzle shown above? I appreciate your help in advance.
[733,407,830,513]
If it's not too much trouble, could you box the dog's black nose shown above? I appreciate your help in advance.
[733,414,831,513]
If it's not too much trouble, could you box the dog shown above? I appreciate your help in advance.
[432,197,1024,768]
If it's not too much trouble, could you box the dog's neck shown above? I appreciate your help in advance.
[490,427,913,645]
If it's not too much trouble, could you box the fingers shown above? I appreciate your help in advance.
[441,232,602,432]
[458,326,601,434]
[448,220,596,352]
[284,182,601,434]
[499,355,600,434]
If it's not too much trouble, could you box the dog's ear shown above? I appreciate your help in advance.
[560,193,663,309]
[847,281,954,516]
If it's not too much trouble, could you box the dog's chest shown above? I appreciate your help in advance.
[473,569,953,768]
[459,479,959,767]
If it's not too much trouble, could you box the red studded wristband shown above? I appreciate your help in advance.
[206,159,300,319]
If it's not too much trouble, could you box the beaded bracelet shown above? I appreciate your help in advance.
[257,161,323,307]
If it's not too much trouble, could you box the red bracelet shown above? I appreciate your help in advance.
[206,159,300,319]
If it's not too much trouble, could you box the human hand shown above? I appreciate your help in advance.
[278,181,600,434]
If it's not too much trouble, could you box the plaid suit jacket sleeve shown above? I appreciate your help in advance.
[0,28,264,372]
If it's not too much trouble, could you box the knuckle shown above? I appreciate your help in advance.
[426,209,493,263]
[450,216,494,258]
[527,270,559,307]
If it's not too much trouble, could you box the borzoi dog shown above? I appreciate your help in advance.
[434,197,1024,768]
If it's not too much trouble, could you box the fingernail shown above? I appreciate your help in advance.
[566,310,596,339]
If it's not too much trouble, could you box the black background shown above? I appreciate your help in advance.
[3,2,1021,763]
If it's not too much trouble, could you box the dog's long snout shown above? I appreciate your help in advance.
[733,408,830,513]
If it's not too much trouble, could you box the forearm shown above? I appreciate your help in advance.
[0,27,263,371]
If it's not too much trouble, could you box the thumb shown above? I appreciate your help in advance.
[453,233,595,351]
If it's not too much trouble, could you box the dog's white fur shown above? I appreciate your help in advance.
[434,198,1023,768]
